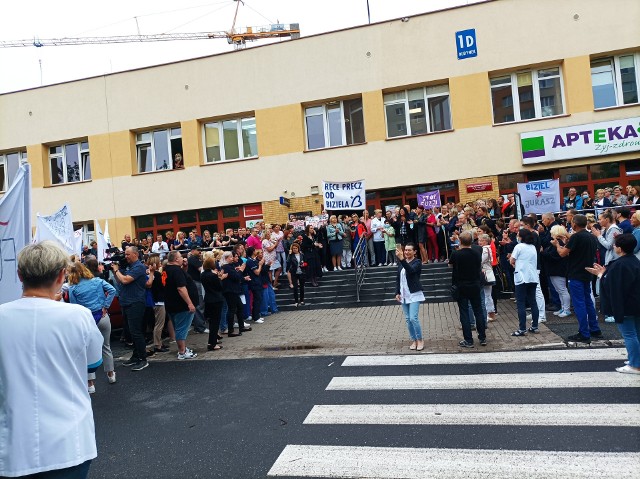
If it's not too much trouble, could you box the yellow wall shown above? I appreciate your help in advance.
[262,196,323,225]
[449,73,493,129]
[181,120,202,167]
[563,55,594,114]
[362,90,386,142]
[99,216,136,245]
[458,175,500,204]
[26,144,46,188]
[255,104,304,156]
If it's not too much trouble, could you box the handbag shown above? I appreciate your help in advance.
[483,268,496,285]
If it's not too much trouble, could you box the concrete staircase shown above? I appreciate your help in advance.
[274,262,452,311]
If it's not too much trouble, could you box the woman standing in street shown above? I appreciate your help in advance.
[587,234,640,373]
[395,243,425,351]
[68,261,117,393]
[478,234,496,323]
[510,228,540,336]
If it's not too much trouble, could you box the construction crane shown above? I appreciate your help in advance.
[0,1,299,49]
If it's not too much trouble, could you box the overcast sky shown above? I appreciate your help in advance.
[0,0,484,94]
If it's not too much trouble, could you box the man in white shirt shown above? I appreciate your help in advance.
[0,241,103,478]
[151,233,169,259]
[371,209,386,266]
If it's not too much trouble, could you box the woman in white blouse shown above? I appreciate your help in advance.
[510,228,540,336]
[395,243,425,351]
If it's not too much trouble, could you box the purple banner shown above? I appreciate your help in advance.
[417,190,441,208]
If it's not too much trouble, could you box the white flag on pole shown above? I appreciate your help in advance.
[33,203,76,254]
[104,219,111,246]
[0,163,32,305]
[94,220,109,261]
[74,228,84,255]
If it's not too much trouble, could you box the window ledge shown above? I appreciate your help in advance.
[304,142,367,153]
[45,179,92,188]
[201,156,259,166]
[385,129,454,141]
[134,168,186,176]
[594,103,639,113]
[492,113,570,127]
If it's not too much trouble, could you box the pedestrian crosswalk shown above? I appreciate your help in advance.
[268,348,640,478]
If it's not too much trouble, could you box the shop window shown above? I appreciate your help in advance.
[200,224,218,235]
[156,213,174,225]
[590,163,620,180]
[198,208,218,222]
[380,188,404,198]
[559,166,588,183]
[304,98,365,150]
[562,185,588,198]
[136,128,182,173]
[625,159,640,176]
[498,173,525,191]
[526,170,555,182]
[177,210,197,224]
[136,215,154,229]
[383,85,451,138]
[591,53,639,109]
[0,151,27,192]
[224,221,240,231]
[222,206,240,218]
[204,116,258,163]
[592,181,618,194]
[490,67,565,124]
[49,142,91,185]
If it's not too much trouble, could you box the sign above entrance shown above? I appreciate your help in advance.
[466,182,493,193]
[520,117,640,165]
[322,180,365,210]
[455,28,477,60]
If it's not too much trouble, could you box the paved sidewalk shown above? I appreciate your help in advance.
[120,299,587,363]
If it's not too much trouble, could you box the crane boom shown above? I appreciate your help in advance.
[0,23,300,48]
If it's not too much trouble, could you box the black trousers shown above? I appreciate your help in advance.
[122,302,147,361]
[292,273,305,303]
[223,292,244,333]
[204,301,223,346]
[250,287,263,321]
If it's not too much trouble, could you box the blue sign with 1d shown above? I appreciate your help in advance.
[455,28,477,60]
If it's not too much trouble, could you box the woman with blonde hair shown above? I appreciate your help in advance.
[68,260,117,393]
[326,214,344,271]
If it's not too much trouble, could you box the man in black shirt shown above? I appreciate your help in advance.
[187,246,207,334]
[449,231,487,348]
[164,251,197,359]
[554,214,601,343]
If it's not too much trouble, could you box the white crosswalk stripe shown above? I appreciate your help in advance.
[268,349,639,478]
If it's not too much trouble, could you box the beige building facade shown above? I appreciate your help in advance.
[0,0,639,241]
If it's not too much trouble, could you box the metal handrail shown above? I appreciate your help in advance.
[353,236,368,302]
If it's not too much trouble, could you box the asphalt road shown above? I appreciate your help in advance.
[88,352,640,479]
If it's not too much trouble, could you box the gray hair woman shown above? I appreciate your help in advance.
[0,241,103,478]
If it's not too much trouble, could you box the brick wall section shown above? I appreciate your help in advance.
[262,195,324,225]
[457,175,500,204]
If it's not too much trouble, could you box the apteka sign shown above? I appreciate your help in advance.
[520,117,640,165]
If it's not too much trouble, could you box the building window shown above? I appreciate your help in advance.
[136,128,183,173]
[304,98,365,150]
[490,67,565,124]
[383,85,451,138]
[591,53,639,109]
[203,117,258,163]
[0,151,27,193]
[49,142,90,185]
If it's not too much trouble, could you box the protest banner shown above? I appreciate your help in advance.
[516,179,561,214]
[0,163,32,305]
[305,214,329,228]
[322,180,365,210]
[33,203,76,254]
[416,190,441,208]
[94,220,109,261]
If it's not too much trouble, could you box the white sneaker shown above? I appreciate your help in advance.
[558,310,571,318]
[604,316,615,323]
[322,267,328,273]
[247,316,252,320]
[337,266,342,271]
[244,322,251,328]
[88,384,96,394]
[203,328,210,333]
[616,365,640,374]
[233,322,239,328]
[553,309,563,316]
[434,259,439,263]
[108,372,117,384]
[177,349,197,360]
[538,317,547,323]
[254,318,265,324]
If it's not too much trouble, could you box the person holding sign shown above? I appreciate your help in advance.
[395,243,425,351]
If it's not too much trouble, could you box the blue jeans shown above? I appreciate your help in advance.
[173,310,195,341]
[569,279,600,338]
[219,299,228,331]
[191,281,207,332]
[261,284,279,315]
[515,282,538,331]
[401,301,423,341]
[7,460,93,479]
[467,287,488,327]
[618,316,640,368]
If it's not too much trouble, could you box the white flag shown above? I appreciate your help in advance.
[74,228,84,255]
[0,163,32,305]
[94,220,109,261]
[104,219,111,246]
[34,204,76,254]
